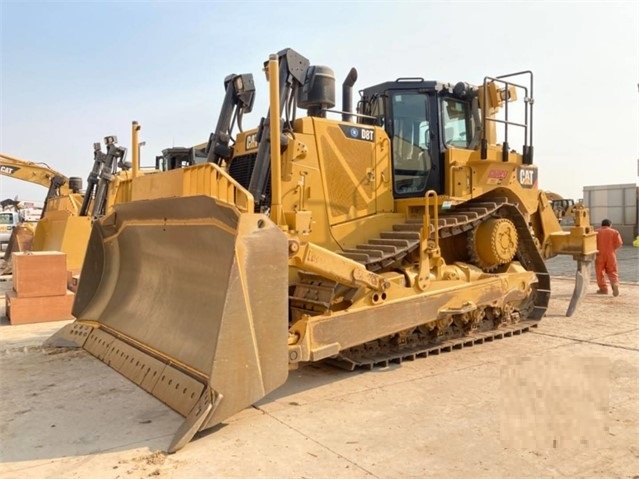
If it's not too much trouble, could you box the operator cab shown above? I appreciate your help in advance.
[156,147,208,171]
[358,80,475,198]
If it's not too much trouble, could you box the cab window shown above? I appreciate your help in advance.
[392,93,431,195]
[441,98,472,148]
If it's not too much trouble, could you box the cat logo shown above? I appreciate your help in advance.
[245,133,258,150]
[0,165,19,175]
[517,167,537,189]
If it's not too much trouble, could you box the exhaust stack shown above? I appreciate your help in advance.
[342,67,358,122]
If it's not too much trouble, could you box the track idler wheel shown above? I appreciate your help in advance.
[469,218,518,271]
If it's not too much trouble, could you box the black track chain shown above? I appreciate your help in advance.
[338,197,509,271]
[499,204,550,320]
[330,321,540,370]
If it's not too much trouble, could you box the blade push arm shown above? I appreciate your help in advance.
[80,137,127,218]
[248,48,310,208]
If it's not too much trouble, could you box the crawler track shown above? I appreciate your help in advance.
[339,197,511,272]
[290,196,550,368]
[329,320,539,370]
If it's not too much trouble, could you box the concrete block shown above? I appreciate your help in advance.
[12,251,67,298]
[5,290,75,325]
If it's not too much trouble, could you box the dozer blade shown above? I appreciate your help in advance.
[566,258,591,317]
[45,195,289,452]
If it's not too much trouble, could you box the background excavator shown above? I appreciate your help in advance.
[0,153,87,272]
[48,48,597,452]
[0,153,82,215]
[1,135,147,274]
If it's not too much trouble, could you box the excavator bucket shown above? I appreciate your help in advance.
[3,224,35,257]
[1,225,35,274]
[46,194,289,452]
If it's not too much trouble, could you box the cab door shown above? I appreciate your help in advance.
[388,91,443,197]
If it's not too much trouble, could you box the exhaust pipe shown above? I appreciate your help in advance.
[341,67,358,123]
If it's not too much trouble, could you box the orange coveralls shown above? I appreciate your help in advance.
[595,226,623,292]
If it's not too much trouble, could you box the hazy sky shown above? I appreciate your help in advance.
[1,1,637,203]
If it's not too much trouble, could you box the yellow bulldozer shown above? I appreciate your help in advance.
[545,191,579,226]
[48,49,597,452]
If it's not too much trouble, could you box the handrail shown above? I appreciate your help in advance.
[480,71,534,164]
[187,163,255,213]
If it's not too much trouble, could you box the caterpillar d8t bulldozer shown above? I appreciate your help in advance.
[47,48,597,452]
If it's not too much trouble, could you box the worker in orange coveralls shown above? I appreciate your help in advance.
[595,219,623,296]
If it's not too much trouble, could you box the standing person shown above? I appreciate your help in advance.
[595,219,623,296]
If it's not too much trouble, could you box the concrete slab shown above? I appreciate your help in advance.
[0,279,637,479]
[0,318,73,351]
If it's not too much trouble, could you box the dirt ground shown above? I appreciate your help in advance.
[0,249,637,479]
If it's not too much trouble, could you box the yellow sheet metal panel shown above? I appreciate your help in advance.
[32,212,92,271]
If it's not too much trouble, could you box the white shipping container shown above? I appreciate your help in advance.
[583,183,638,244]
